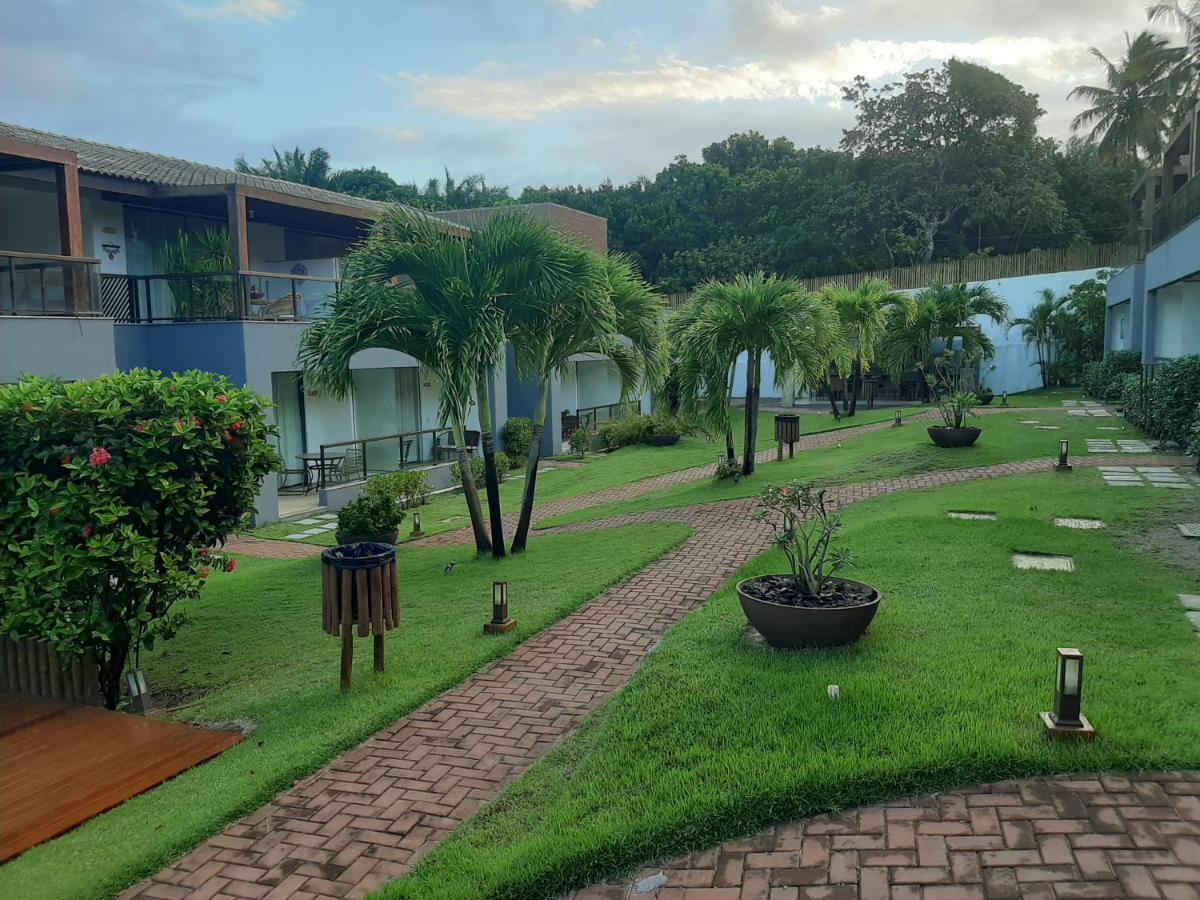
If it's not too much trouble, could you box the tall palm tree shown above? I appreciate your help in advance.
[509,250,665,553]
[1069,31,1186,161]
[1148,2,1200,110]
[1009,288,1069,389]
[235,146,334,187]
[670,304,740,466]
[879,283,1009,395]
[821,277,908,417]
[674,273,842,477]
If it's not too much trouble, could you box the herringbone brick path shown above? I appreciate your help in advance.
[571,773,1200,900]
[126,451,1194,899]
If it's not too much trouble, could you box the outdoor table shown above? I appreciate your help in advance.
[298,452,345,492]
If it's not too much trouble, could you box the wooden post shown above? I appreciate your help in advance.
[55,162,86,312]
[226,187,250,317]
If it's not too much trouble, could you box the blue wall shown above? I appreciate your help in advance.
[114,322,248,383]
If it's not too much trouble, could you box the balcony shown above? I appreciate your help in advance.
[102,270,340,323]
[1151,174,1200,248]
[0,252,102,316]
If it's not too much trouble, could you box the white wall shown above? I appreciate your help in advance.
[84,195,128,275]
[1107,300,1132,351]
[1152,281,1200,360]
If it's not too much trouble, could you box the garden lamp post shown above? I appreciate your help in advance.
[484,580,517,634]
[893,409,903,428]
[1001,391,1008,406]
[1056,439,1072,472]
[1041,648,1094,739]
[410,511,424,538]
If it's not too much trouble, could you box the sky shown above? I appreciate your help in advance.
[0,0,1178,192]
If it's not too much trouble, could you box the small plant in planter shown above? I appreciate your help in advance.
[568,428,591,457]
[925,355,983,447]
[737,481,881,648]
[336,492,405,545]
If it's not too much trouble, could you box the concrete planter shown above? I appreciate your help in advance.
[927,426,982,448]
[737,575,881,649]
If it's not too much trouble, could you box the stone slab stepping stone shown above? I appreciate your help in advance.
[1103,479,1145,487]
[285,533,310,540]
[296,518,321,525]
[1180,594,1200,611]
[1187,611,1200,631]
[1178,524,1200,539]
[314,524,338,531]
[1081,401,1101,407]
[1136,466,1175,473]
[1034,425,1061,430]
[1117,440,1153,452]
[317,513,337,520]
[1054,517,1105,529]
[1061,400,1079,407]
[1097,426,1122,431]
[1013,552,1075,572]
[1020,420,1040,424]
[947,511,997,520]
[1154,482,1194,489]
[1090,409,1113,417]
[297,528,327,537]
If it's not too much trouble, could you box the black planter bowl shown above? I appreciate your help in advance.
[644,433,681,446]
[927,426,982,448]
[335,529,399,546]
[736,575,881,649]
[979,392,995,405]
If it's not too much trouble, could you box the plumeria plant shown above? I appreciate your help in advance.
[753,481,853,597]
[924,351,982,429]
[0,370,277,707]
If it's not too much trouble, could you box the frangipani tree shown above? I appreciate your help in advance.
[673,272,842,476]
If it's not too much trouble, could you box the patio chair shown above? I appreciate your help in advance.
[464,430,480,456]
[561,413,581,440]
[340,447,366,482]
[261,295,300,319]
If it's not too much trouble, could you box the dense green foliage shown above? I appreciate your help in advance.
[364,469,431,509]
[598,414,687,450]
[1082,349,1143,400]
[451,454,511,485]
[500,417,533,460]
[1146,355,1200,446]
[336,491,406,538]
[0,371,277,707]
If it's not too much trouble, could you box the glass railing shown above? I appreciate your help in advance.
[1151,175,1200,247]
[0,252,102,316]
[102,270,341,323]
[571,401,640,433]
[290,427,458,491]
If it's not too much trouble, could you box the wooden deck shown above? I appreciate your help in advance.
[0,692,241,862]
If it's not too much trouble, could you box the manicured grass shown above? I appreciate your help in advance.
[539,411,1157,529]
[1006,386,1088,407]
[0,524,690,900]
[250,407,909,546]
[387,474,1200,900]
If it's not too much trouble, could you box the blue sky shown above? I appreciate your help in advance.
[0,1,1165,191]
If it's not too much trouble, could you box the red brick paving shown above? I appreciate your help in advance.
[124,412,1195,898]
[571,772,1200,900]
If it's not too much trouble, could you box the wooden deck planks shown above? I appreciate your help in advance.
[0,692,241,862]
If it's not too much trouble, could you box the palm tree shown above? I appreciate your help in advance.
[235,146,334,187]
[1069,31,1186,161]
[1009,288,1069,389]
[673,273,842,477]
[821,277,907,417]
[879,283,1009,396]
[509,250,665,553]
[1148,2,1200,110]
[670,304,740,466]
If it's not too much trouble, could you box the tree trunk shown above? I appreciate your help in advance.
[475,373,505,558]
[827,365,842,419]
[511,377,549,554]
[453,418,491,556]
[97,639,130,710]
[848,356,862,417]
[742,349,760,476]
[724,361,737,465]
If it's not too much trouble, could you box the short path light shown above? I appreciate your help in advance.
[893,409,903,427]
[1055,439,1072,472]
[1001,391,1008,406]
[484,580,517,634]
[1041,648,1095,740]
[410,511,425,538]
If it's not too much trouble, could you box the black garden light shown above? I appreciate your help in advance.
[1001,390,1008,406]
[1056,439,1072,472]
[1041,647,1095,739]
[410,511,425,538]
[893,409,903,427]
[484,580,517,635]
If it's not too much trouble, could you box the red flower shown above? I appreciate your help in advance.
[61,454,72,466]
[50,507,62,516]
[230,421,244,432]
[88,447,112,467]
[216,394,228,403]
[200,567,210,579]
[226,558,238,573]
[223,432,236,446]
[81,523,93,539]
[20,403,35,413]
[134,423,146,434]
[200,547,211,558]
[193,416,203,429]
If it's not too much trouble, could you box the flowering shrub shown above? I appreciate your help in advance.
[753,481,853,596]
[0,370,277,707]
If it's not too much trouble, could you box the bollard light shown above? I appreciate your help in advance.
[484,580,517,634]
[410,511,425,538]
[893,409,903,427]
[1001,391,1008,406]
[1041,648,1094,739]
[1055,439,1072,472]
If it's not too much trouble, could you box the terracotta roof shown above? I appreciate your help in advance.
[0,121,461,229]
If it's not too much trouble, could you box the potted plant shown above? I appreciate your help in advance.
[925,356,982,447]
[335,492,405,545]
[737,482,881,648]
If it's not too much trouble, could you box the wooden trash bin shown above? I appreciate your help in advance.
[321,542,399,693]
[774,414,800,460]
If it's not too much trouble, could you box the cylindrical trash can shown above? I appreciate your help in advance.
[774,413,801,459]
[321,542,399,692]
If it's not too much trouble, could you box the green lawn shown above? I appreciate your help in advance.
[0,523,690,900]
[250,407,908,546]
[387,473,1200,900]
[539,410,1156,529]
[1005,386,1088,407]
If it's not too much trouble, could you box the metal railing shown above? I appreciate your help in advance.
[1151,176,1200,247]
[293,427,456,492]
[103,270,341,323]
[0,252,102,316]
[574,401,640,432]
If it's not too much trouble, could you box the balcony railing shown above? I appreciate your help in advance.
[281,427,456,492]
[1151,175,1200,247]
[0,252,102,316]
[573,401,640,433]
[103,270,341,323]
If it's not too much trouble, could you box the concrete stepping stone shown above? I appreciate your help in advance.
[1153,482,1194,489]
[1097,426,1121,431]
[297,528,327,537]
[1020,420,1040,424]
[284,533,310,540]
[317,513,338,520]
[296,518,321,525]
[947,511,997,520]
[1080,401,1101,407]
[1034,425,1061,430]
[1054,517,1105,530]
[1178,524,1200,539]
[1117,440,1153,452]
[1181,594,1200,611]
[1013,552,1075,572]
[1098,466,1135,472]
[1103,478,1145,487]
[1136,466,1176,473]
[1090,409,1113,417]
[1061,400,1079,407]
[1187,611,1200,631]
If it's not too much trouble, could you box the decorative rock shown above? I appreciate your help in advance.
[1054,517,1105,530]
[1013,553,1075,572]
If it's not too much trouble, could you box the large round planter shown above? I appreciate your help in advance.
[644,433,681,446]
[927,426,981,448]
[736,575,881,649]
[978,392,995,406]
[335,529,399,546]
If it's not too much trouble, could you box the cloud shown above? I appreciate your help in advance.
[400,35,1085,120]
[556,0,599,10]
[200,0,300,23]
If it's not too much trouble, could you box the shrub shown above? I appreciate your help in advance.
[337,492,405,538]
[501,417,532,461]
[597,414,690,450]
[364,469,429,509]
[1118,373,1145,428]
[0,370,277,707]
[1146,355,1200,447]
[1082,350,1141,401]
[450,453,509,485]
[568,428,591,456]
[754,482,853,596]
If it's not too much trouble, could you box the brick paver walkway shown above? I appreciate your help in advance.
[125,450,1194,899]
[571,772,1200,900]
